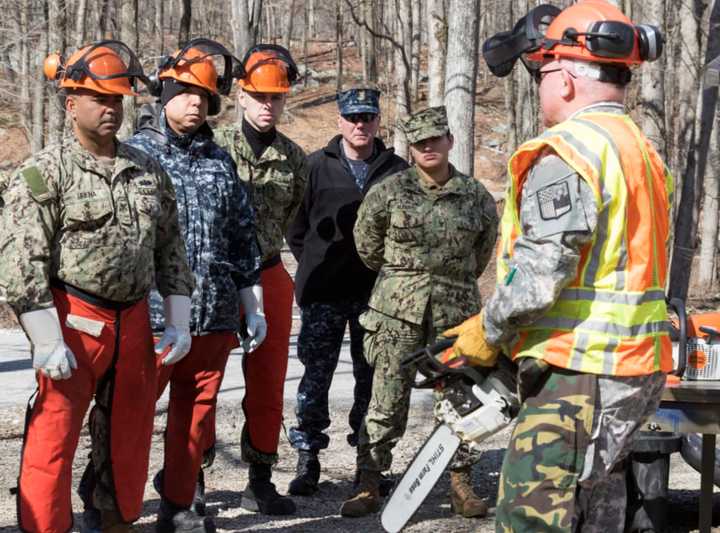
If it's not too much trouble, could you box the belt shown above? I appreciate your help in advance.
[50,279,141,311]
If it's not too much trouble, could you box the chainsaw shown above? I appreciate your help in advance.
[380,338,520,533]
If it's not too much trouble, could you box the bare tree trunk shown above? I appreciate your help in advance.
[32,0,48,153]
[667,0,707,301]
[507,0,539,149]
[695,2,720,291]
[698,110,720,289]
[47,0,66,146]
[283,0,296,50]
[427,0,446,106]
[302,0,309,87]
[445,0,479,176]
[19,0,31,142]
[364,0,377,83]
[156,0,165,53]
[411,0,421,102]
[336,0,343,91]
[178,0,191,45]
[75,0,88,46]
[393,0,412,159]
[99,0,114,39]
[119,0,138,140]
[308,0,315,38]
[637,0,667,158]
[233,0,263,56]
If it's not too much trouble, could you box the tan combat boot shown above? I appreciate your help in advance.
[449,468,488,518]
[340,470,381,517]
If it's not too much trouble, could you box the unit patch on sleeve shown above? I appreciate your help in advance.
[536,180,572,220]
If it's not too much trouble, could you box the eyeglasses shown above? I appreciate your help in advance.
[342,113,377,124]
[531,67,563,84]
[531,66,577,84]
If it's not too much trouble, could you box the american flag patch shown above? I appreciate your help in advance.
[537,181,572,220]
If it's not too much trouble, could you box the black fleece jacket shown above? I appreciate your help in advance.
[287,135,408,306]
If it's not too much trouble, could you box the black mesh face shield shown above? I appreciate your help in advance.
[482,4,561,78]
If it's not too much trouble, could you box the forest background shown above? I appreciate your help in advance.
[1,0,719,326]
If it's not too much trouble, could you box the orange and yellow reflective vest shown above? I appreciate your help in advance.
[497,111,673,376]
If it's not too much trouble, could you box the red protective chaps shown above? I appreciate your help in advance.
[242,261,294,456]
[17,286,156,533]
[156,332,238,506]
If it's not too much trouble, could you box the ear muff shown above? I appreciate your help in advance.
[636,24,664,62]
[581,21,637,59]
[43,53,64,81]
[146,71,162,97]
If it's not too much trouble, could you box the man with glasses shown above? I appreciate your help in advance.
[285,87,407,496]
[448,1,672,530]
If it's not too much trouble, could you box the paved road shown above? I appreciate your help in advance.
[0,328,434,408]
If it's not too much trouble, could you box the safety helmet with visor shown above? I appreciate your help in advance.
[43,40,147,96]
[237,44,299,94]
[482,0,663,85]
[153,38,241,115]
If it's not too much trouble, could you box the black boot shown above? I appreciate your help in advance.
[78,461,101,533]
[241,463,296,515]
[191,469,206,516]
[156,498,212,533]
[288,450,321,496]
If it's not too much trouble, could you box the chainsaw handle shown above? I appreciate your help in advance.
[699,325,720,338]
[668,297,686,378]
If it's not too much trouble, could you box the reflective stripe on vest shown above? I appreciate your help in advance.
[497,112,673,376]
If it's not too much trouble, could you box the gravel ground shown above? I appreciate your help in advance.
[0,397,719,532]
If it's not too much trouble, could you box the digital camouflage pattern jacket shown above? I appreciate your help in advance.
[126,104,261,334]
[354,166,499,328]
[0,138,194,315]
[215,123,308,263]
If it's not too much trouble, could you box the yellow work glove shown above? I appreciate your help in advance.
[441,311,500,367]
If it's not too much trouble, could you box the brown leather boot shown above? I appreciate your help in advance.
[340,470,381,517]
[449,468,488,518]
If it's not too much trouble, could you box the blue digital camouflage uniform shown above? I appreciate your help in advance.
[125,104,261,334]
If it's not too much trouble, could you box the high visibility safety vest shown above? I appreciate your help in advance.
[497,111,674,376]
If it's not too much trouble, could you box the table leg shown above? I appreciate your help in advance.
[700,433,715,533]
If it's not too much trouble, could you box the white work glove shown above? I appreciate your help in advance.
[19,307,77,380]
[239,284,267,353]
[155,295,192,365]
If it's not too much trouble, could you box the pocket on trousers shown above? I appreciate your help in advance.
[65,313,105,337]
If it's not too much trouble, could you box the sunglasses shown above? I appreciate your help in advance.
[342,113,377,124]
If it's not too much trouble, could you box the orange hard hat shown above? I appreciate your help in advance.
[159,47,219,95]
[526,0,643,66]
[46,43,138,95]
[238,50,290,93]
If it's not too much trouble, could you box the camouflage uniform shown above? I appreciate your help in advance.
[215,124,307,264]
[0,139,192,313]
[215,123,308,462]
[122,103,262,507]
[353,108,499,473]
[126,104,261,334]
[0,138,193,528]
[486,104,668,533]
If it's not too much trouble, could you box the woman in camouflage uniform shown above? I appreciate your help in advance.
[340,106,499,519]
